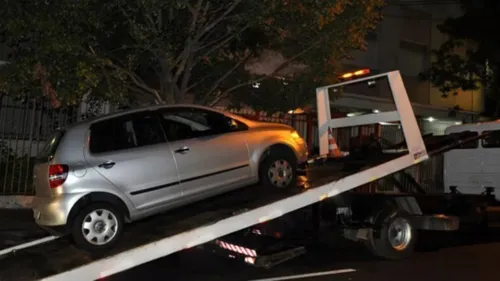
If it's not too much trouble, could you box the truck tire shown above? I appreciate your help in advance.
[71,202,124,252]
[259,148,297,190]
[365,209,416,260]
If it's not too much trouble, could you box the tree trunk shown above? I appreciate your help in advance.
[159,77,173,104]
[158,58,176,104]
[174,89,184,104]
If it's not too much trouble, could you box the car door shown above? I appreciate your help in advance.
[157,107,252,197]
[84,110,182,210]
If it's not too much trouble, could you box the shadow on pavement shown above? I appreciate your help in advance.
[0,209,48,250]
[416,227,500,253]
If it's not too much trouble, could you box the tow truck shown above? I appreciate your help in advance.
[204,130,499,268]
[0,71,497,281]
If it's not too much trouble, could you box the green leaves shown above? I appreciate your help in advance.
[0,0,105,103]
[0,0,384,112]
[421,0,500,115]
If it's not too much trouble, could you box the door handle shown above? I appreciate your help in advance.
[98,161,116,169]
[174,146,190,154]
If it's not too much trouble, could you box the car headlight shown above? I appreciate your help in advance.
[291,130,301,139]
[291,130,306,144]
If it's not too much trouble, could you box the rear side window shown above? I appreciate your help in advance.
[482,130,500,148]
[89,112,166,154]
[36,130,65,162]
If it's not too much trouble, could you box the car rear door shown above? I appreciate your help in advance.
[84,110,182,210]
[157,107,252,197]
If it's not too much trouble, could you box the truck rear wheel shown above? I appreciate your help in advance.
[365,209,416,260]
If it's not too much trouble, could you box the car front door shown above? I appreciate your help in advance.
[157,107,252,197]
[84,110,182,210]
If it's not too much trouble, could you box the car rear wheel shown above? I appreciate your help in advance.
[260,149,298,190]
[71,202,124,252]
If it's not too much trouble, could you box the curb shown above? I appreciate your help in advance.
[0,196,33,209]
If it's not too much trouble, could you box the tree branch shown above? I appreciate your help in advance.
[159,57,180,102]
[202,51,252,102]
[123,69,162,100]
[199,0,242,38]
[89,44,162,103]
[125,84,162,104]
[198,24,249,56]
[187,0,204,33]
[172,0,243,87]
[208,36,328,106]
[172,0,205,83]
[186,74,212,92]
[178,51,195,101]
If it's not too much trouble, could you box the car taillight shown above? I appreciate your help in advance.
[48,164,69,189]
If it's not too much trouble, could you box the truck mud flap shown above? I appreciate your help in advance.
[413,214,459,231]
[204,238,306,269]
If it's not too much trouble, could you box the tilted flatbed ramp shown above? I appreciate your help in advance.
[0,71,428,281]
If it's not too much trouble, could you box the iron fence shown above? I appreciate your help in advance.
[0,95,113,195]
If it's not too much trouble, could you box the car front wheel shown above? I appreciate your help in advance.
[71,203,124,252]
[259,149,298,190]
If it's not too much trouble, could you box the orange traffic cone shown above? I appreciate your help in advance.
[328,128,342,158]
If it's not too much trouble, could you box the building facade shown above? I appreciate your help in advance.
[340,0,483,135]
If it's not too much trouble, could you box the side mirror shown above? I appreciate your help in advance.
[228,118,238,130]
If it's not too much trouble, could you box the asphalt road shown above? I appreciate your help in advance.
[108,229,500,281]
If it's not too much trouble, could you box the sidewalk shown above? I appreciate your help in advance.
[0,195,33,209]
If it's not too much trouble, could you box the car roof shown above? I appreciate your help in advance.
[64,104,254,130]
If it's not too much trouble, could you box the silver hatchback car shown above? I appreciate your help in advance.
[32,104,308,251]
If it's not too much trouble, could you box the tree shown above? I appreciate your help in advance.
[0,0,385,112]
[420,0,500,117]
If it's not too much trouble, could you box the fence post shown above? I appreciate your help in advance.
[306,113,314,154]
[254,110,261,121]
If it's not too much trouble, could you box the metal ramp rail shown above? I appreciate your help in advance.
[0,71,428,281]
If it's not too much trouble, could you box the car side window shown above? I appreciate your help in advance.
[158,108,247,142]
[89,112,166,154]
[482,130,500,148]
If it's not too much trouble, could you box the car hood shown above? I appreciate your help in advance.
[247,120,293,131]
